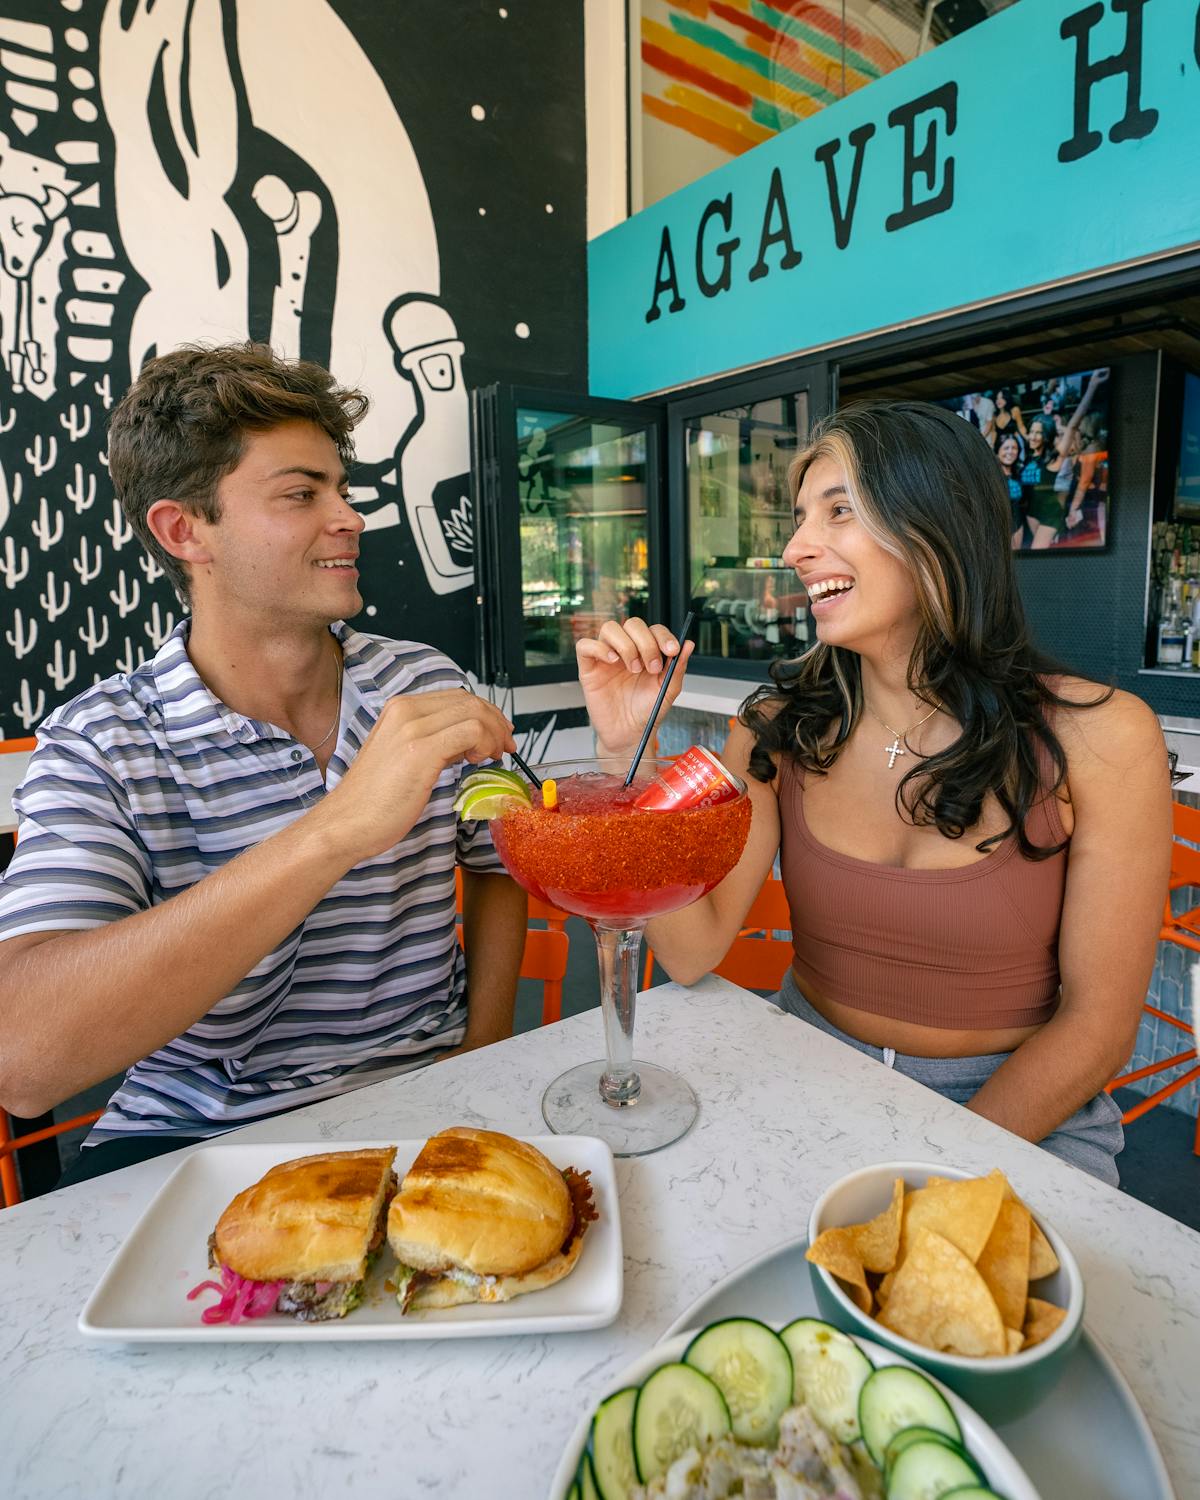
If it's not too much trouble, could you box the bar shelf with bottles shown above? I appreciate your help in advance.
[686,392,813,668]
[1148,520,1200,671]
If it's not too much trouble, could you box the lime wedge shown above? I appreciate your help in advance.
[458,766,528,796]
[453,769,532,819]
[454,787,529,821]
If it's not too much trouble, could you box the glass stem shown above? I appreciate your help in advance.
[593,923,644,1107]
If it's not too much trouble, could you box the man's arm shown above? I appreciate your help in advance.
[457,868,528,1050]
[0,689,515,1117]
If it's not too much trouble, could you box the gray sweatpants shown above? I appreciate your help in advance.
[775,968,1124,1186]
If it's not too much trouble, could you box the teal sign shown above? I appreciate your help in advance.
[589,0,1200,398]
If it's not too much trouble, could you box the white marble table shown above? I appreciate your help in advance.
[2,978,1198,1499]
[0,748,31,837]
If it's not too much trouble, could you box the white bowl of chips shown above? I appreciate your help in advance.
[806,1161,1084,1422]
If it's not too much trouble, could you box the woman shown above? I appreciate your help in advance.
[1020,421,1066,549]
[578,402,1170,1185]
[983,387,1027,448]
[995,431,1029,548]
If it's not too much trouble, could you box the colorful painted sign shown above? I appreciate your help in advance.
[590,0,1199,397]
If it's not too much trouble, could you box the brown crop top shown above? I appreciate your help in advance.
[777,754,1069,1030]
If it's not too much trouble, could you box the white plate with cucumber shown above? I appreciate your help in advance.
[551,1313,1037,1500]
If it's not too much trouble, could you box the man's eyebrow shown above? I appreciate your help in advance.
[266,466,351,486]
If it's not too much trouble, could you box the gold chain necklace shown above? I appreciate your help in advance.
[864,700,939,769]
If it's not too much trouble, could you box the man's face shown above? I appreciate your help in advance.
[189,419,365,625]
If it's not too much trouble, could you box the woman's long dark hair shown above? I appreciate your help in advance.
[740,401,1111,859]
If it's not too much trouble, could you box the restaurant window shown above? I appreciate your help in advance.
[517,409,651,672]
[681,389,816,673]
[471,386,666,687]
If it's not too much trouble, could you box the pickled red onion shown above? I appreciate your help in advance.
[187,1264,283,1324]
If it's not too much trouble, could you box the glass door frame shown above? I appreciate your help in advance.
[666,358,834,682]
[471,383,668,688]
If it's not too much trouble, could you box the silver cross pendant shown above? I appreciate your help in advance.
[885,737,905,769]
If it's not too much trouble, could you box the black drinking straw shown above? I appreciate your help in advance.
[459,682,542,787]
[508,746,543,790]
[623,611,695,787]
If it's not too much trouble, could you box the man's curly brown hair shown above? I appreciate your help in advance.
[108,342,370,603]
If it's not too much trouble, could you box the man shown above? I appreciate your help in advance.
[0,343,527,1182]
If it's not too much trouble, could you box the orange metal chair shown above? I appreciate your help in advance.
[642,875,792,993]
[454,869,571,1025]
[1,735,35,853]
[1,1107,104,1209]
[1105,800,1200,1153]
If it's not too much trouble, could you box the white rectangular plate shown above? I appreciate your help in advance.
[78,1135,622,1342]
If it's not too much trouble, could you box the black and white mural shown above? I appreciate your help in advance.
[0,0,587,736]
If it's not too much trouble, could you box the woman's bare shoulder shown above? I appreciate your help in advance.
[1047,676,1166,777]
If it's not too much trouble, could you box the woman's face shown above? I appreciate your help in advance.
[997,435,1019,466]
[782,453,921,661]
[1028,426,1045,455]
[995,390,1008,412]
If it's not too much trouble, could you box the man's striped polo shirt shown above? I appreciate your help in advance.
[0,620,505,1147]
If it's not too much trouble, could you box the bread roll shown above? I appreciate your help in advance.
[387,1127,571,1277]
[215,1147,397,1283]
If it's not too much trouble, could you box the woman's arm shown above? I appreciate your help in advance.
[458,868,528,1049]
[964,687,1171,1142]
[1055,368,1108,455]
[1013,406,1027,436]
[640,723,783,984]
[576,618,784,983]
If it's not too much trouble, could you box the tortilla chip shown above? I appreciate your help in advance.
[1005,1327,1025,1355]
[876,1268,896,1306]
[995,1179,1059,1280]
[851,1178,905,1273]
[1023,1296,1068,1348]
[806,1227,871,1312]
[976,1198,1032,1332]
[879,1228,1006,1358]
[1028,1217,1060,1280]
[900,1169,1006,1264]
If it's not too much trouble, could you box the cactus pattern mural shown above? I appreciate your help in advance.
[0,0,586,734]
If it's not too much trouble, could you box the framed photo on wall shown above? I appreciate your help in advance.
[933,367,1112,553]
[1171,368,1200,521]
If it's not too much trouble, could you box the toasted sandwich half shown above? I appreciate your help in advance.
[208,1146,398,1321]
[387,1127,597,1311]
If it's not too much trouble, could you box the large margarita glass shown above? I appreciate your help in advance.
[490,757,751,1156]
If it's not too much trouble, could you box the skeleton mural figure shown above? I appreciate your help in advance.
[0,133,75,397]
[385,295,474,593]
[0,0,583,737]
[98,0,475,595]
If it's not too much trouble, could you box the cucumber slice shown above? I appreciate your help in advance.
[683,1318,794,1446]
[858,1366,962,1467]
[940,1490,1008,1500]
[888,1439,985,1500]
[590,1387,638,1500]
[632,1363,732,1482]
[577,1449,601,1500]
[565,1485,579,1500]
[780,1317,874,1444]
[884,1425,981,1480]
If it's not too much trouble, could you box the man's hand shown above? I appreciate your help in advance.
[317,689,515,862]
[576,619,694,757]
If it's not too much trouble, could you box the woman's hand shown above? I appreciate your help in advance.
[576,618,695,756]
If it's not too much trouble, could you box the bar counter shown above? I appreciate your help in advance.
[1,977,1198,1498]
